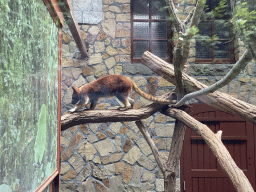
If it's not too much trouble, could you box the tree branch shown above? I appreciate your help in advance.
[165,0,184,33]
[162,107,254,192]
[181,0,206,68]
[173,37,185,97]
[61,93,175,130]
[141,51,256,125]
[135,121,165,173]
[174,49,253,107]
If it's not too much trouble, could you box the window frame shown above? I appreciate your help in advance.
[195,0,235,64]
[130,0,173,63]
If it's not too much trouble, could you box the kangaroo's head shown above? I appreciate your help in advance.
[71,86,81,105]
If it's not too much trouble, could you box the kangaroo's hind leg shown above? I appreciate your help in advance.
[116,93,132,110]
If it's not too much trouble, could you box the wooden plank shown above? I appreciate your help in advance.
[43,0,64,28]
[58,0,88,59]
[35,169,59,192]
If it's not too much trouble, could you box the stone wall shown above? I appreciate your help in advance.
[60,0,256,191]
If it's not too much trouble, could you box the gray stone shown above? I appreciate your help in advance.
[87,133,99,143]
[94,41,105,53]
[109,122,122,133]
[78,164,93,182]
[109,176,125,192]
[94,138,116,156]
[137,155,157,171]
[130,165,143,184]
[136,138,152,156]
[123,146,141,165]
[155,123,175,137]
[68,153,85,173]
[76,178,94,192]
[88,26,100,35]
[132,76,147,87]
[114,136,122,152]
[156,179,164,191]
[72,76,86,87]
[126,130,139,142]
[188,64,233,76]
[72,0,103,24]
[60,163,71,175]
[102,19,116,38]
[142,170,155,182]
[89,123,100,133]
[105,56,116,69]
[89,53,103,65]
[123,63,155,75]
[104,163,116,175]
[77,141,97,161]
[60,181,79,192]
[92,165,108,180]
[93,64,108,77]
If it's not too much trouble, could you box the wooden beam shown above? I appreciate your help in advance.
[58,0,88,59]
[141,51,256,125]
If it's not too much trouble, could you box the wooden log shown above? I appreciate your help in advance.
[61,93,174,131]
[141,51,256,125]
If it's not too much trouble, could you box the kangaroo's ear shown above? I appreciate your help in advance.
[72,86,79,93]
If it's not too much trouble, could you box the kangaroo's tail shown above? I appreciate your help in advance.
[131,81,176,104]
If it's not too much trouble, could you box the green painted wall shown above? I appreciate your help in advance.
[0,0,59,191]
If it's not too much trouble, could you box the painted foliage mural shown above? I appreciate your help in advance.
[0,0,58,191]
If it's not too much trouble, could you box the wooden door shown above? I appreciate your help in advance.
[181,104,255,191]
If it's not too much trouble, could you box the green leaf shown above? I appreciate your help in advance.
[34,104,47,163]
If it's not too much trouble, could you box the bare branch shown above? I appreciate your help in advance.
[181,0,206,67]
[216,130,222,141]
[183,7,196,27]
[165,0,184,33]
[141,51,256,125]
[162,107,254,192]
[174,49,253,107]
[188,0,205,29]
[135,121,165,173]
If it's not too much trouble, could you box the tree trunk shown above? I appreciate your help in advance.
[162,107,254,192]
[141,51,256,125]
[164,120,186,192]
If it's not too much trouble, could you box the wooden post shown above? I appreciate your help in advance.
[58,0,88,59]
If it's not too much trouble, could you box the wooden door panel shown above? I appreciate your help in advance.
[181,104,255,192]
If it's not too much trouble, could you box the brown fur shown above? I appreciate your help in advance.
[69,75,176,112]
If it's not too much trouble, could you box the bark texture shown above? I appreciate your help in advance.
[163,107,254,192]
[141,51,256,125]
[61,93,174,131]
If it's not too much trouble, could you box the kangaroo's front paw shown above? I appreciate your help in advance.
[118,107,129,111]
[69,108,76,113]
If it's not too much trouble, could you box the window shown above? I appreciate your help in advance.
[196,0,235,64]
[131,0,172,62]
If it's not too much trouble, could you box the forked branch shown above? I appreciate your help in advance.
[174,49,253,107]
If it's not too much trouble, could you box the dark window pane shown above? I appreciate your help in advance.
[151,22,167,39]
[151,0,167,19]
[152,41,167,58]
[133,22,149,39]
[198,21,211,36]
[214,41,230,58]
[133,41,149,58]
[134,0,149,19]
[196,41,211,59]
[213,21,229,39]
